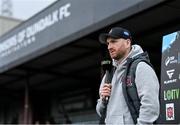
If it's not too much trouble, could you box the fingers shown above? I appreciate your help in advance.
[103,83,112,88]
[100,83,112,98]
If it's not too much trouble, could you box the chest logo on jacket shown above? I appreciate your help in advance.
[125,76,133,86]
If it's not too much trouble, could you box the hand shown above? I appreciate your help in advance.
[100,83,112,100]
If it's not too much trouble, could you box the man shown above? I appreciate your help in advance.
[96,27,160,124]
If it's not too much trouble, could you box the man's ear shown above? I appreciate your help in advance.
[126,39,131,48]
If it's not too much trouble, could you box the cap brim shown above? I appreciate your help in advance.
[99,33,119,44]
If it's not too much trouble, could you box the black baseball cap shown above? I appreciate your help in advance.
[99,27,132,44]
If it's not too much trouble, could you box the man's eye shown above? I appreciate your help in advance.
[111,40,117,43]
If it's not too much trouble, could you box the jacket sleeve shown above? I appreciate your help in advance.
[96,75,106,117]
[135,62,160,125]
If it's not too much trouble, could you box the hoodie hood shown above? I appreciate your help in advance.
[113,44,144,67]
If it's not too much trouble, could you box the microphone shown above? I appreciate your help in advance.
[101,60,112,83]
[101,44,112,102]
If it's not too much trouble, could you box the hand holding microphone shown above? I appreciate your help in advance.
[100,63,113,102]
[100,83,112,102]
[100,44,113,103]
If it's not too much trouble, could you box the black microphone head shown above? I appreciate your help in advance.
[101,44,112,71]
[101,60,112,71]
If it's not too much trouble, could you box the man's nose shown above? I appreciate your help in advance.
[108,43,112,50]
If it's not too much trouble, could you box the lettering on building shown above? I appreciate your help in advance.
[0,3,71,58]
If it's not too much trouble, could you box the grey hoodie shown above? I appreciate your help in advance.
[96,45,160,125]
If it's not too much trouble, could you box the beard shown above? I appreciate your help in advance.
[111,50,127,61]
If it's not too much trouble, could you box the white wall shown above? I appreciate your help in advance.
[0,16,22,37]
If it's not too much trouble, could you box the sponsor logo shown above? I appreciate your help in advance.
[164,69,177,84]
[164,89,179,101]
[166,69,175,79]
[164,79,177,84]
[166,103,175,121]
[165,56,177,66]
[126,76,132,86]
